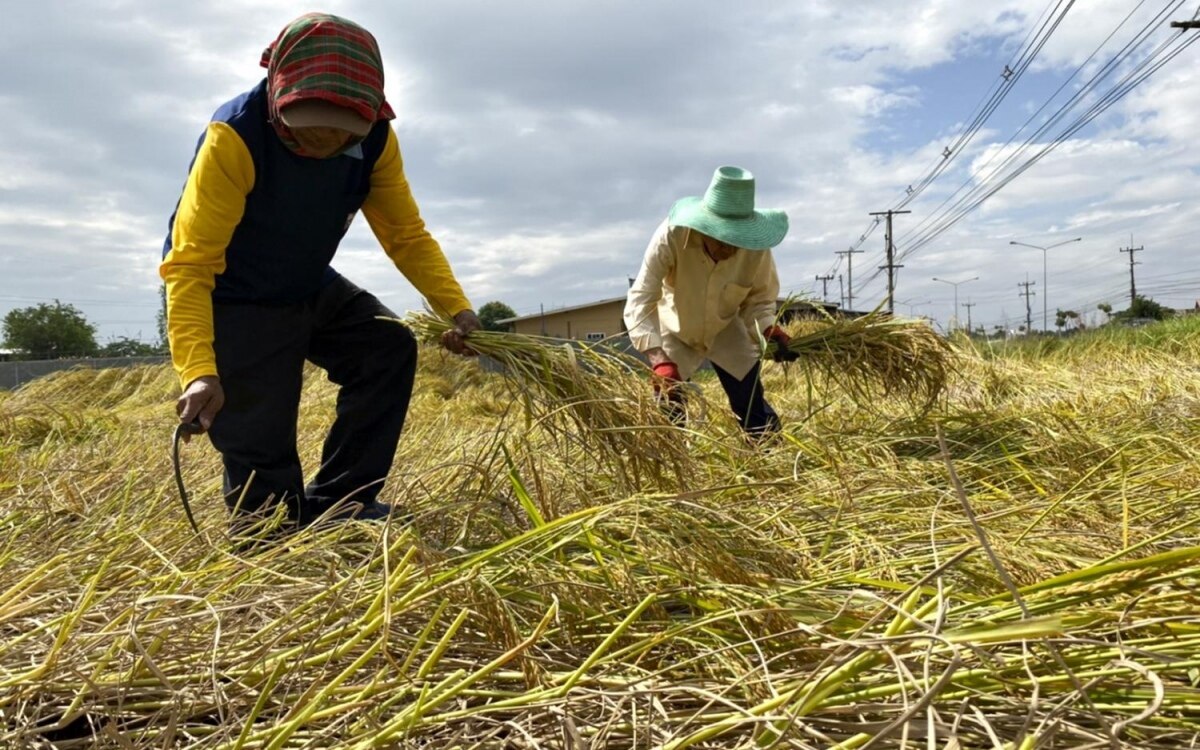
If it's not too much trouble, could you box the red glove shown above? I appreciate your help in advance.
[651,361,685,404]
[764,326,799,362]
[652,361,682,382]
[651,361,686,423]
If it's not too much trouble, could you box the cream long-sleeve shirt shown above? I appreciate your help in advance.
[624,220,779,380]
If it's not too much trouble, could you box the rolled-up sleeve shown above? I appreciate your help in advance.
[623,220,673,352]
[363,128,471,318]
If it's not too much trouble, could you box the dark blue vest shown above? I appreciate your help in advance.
[163,79,389,304]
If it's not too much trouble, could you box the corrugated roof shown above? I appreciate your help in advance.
[496,296,627,324]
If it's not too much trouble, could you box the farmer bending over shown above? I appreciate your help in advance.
[161,13,480,532]
[624,166,798,436]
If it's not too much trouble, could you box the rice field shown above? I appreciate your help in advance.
[0,314,1198,749]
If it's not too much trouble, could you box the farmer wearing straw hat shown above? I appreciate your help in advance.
[161,13,480,532]
[624,166,798,435]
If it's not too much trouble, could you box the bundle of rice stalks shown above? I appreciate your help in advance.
[770,307,956,410]
[400,312,692,490]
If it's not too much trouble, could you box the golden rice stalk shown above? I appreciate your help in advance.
[770,308,956,410]
[397,312,692,489]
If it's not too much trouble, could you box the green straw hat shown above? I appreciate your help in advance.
[668,166,788,250]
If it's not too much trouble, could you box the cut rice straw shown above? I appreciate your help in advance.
[398,312,691,489]
[768,304,956,411]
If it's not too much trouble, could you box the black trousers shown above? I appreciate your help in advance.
[712,362,781,435]
[207,277,417,527]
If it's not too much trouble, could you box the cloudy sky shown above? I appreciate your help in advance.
[2,0,1198,344]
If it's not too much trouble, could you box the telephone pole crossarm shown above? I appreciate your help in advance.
[1018,280,1037,334]
[1119,244,1143,301]
[869,209,911,314]
[835,247,864,311]
[962,300,976,334]
[815,273,835,303]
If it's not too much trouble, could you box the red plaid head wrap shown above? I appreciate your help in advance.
[260,13,396,153]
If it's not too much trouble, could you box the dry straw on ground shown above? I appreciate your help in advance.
[0,316,1197,748]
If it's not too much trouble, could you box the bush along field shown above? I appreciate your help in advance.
[0,313,1198,749]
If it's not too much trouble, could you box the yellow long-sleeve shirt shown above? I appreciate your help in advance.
[160,117,470,388]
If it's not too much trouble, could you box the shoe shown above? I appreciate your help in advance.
[347,501,416,526]
[354,501,393,521]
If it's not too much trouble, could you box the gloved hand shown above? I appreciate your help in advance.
[764,326,800,362]
[650,360,686,424]
[652,361,684,399]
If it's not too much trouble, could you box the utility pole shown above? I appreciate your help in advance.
[838,274,845,309]
[835,247,864,311]
[1018,279,1036,334]
[1010,237,1082,333]
[869,210,911,314]
[932,276,979,332]
[815,274,835,303]
[962,300,976,334]
[1171,19,1200,29]
[1119,244,1143,302]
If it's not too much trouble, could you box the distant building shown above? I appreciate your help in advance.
[498,297,627,340]
[496,297,854,341]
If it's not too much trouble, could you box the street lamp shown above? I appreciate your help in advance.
[931,276,979,331]
[897,298,931,317]
[1009,237,1082,333]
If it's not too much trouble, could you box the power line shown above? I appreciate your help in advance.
[849,1,1196,306]
[893,2,1196,265]
[888,0,1074,215]
[895,0,1155,259]
[848,0,1079,296]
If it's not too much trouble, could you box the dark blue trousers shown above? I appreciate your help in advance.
[712,362,781,435]
[207,276,417,527]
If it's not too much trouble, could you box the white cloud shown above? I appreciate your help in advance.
[0,0,1198,343]
[828,85,921,117]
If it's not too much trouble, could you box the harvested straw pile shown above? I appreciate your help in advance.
[769,308,955,410]
[1,319,1199,747]
[402,312,693,491]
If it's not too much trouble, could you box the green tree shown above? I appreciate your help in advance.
[477,300,517,332]
[1055,309,1082,331]
[1097,302,1112,323]
[99,337,161,357]
[1,301,98,360]
[1114,295,1174,322]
